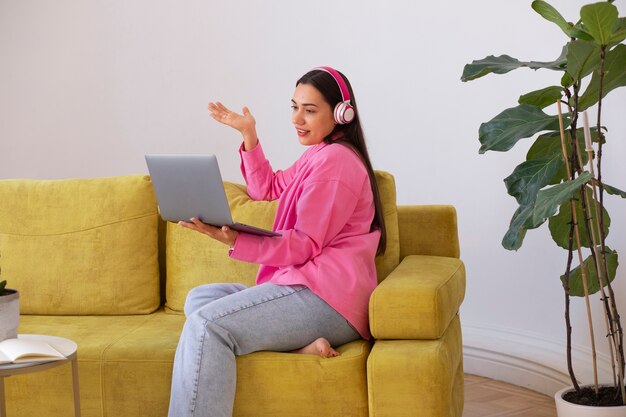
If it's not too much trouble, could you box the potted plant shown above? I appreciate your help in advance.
[0,280,20,342]
[461,0,625,413]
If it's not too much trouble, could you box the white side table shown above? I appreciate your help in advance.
[0,334,80,417]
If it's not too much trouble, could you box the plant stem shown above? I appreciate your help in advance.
[577,119,618,386]
[564,222,580,392]
[595,44,626,405]
[557,100,599,395]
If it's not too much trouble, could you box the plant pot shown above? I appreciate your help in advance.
[0,289,19,342]
[555,385,626,417]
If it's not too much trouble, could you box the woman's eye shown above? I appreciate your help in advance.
[291,105,297,110]
[305,109,315,114]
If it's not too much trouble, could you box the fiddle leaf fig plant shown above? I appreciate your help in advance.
[462,0,625,407]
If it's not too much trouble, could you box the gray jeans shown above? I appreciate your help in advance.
[167,283,360,417]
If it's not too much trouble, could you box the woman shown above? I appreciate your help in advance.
[168,66,386,417]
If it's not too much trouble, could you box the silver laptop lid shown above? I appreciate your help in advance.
[145,154,234,226]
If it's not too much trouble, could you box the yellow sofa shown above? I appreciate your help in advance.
[0,172,465,417]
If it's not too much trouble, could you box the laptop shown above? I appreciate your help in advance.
[145,154,281,237]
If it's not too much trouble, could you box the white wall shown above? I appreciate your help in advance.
[1,0,625,395]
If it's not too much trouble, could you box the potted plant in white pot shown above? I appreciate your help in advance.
[0,280,20,342]
[461,0,625,414]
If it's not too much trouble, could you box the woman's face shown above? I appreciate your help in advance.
[291,83,336,146]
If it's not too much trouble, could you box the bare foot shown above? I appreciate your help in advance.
[291,337,340,358]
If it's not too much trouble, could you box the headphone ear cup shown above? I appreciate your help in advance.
[334,101,355,125]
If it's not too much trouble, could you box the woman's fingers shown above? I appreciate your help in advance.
[178,219,238,247]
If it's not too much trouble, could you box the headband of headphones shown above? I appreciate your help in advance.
[313,66,355,124]
[314,66,351,103]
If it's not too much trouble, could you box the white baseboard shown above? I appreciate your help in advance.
[462,321,615,396]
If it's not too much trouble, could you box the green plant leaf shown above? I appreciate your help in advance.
[570,22,595,42]
[566,40,601,80]
[610,17,626,44]
[579,44,626,111]
[580,2,618,45]
[561,71,574,87]
[478,105,569,154]
[549,186,610,249]
[527,127,599,167]
[532,0,572,37]
[527,131,564,160]
[502,204,534,250]
[504,156,564,206]
[518,86,563,108]
[532,172,593,226]
[461,46,567,82]
[561,248,618,297]
[603,183,626,198]
[526,132,569,184]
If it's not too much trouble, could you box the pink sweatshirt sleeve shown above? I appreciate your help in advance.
[239,142,300,201]
[230,178,361,267]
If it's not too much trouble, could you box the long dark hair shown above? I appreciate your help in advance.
[297,68,387,255]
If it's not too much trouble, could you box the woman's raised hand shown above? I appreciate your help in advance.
[208,102,258,150]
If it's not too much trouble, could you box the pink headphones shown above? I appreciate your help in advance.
[314,66,355,125]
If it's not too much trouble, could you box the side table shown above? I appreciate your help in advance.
[0,334,80,417]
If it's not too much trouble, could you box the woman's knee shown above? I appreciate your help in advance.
[184,284,216,316]
[184,283,247,317]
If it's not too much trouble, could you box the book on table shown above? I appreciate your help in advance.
[0,338,66,364]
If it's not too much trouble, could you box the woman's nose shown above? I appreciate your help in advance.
[292,110,304,125]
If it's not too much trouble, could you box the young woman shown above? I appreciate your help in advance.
[168,66,386,417]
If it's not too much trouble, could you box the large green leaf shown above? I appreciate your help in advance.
[461,46,567,82]
[530,1,597,41]
[532,0,572,37]
[532,172,593,226]
[526,128,599,184]
[610,17,626,44]
[561,248,618,297]
[527,131,565,160]
[603,183,626,198]
[566,40,601,80]
[504,156,564,206]
[518,86,563,108]
[579,44,626,111]
[580,2,618,45]
[549,186,610,249]
[502,204,534,250]
[478,105,569,154]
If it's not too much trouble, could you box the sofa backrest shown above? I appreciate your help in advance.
[0,175,161,315]
[164,171,399,313]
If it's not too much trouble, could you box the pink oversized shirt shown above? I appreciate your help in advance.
[229,140,380,339]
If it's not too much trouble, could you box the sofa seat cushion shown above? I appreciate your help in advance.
[369,255,466,340]
[165,171,400,313]
[233,340,371,417]
[0,175,160,315]
[10,311,371,417]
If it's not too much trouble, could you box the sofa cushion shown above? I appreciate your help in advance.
[373,171,400,283]
[12,311,370,417]
[0,175,160,315]
[165,172,400,313]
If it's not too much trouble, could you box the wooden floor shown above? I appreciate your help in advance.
[464,374,557,417]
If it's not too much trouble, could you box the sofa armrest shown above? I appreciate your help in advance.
[369,255,465,340]
[398,205,460,259]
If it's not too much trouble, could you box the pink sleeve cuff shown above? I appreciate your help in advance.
[228,232,263,262]
[239,141,267,174]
